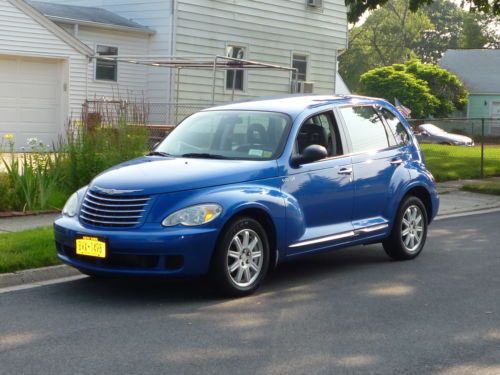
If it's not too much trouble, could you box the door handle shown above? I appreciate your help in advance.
[390,158,403,166]
[338,167,353,175]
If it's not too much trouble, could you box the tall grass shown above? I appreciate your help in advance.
[60,120,149,193]
[0,97,150,212]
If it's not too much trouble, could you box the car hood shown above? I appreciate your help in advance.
[89,156,278,195]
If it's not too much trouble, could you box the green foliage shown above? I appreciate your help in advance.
[413,0,464,63]
[341,0,500,90]
[462,181,500,195]
[60,122,149,193]
[359,60,468,118]
[405,60,468,116]
[0,226,58,273]
[459,13,488,48]
[0,122,149,212]
[360,65,438,117]
[345,0,500,24]
[340,0,432,91]
[0,173,18,211]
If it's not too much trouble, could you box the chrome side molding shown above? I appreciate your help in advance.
[289,223,388,248]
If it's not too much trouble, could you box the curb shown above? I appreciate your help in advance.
[0,264,80,289]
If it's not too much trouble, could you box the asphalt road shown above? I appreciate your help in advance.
[1,213,500,375]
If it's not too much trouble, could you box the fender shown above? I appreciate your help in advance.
[386,162,439,230]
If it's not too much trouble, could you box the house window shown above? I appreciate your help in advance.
[96,45,118,81]
[226,46,245,91]
[292,54,308,82]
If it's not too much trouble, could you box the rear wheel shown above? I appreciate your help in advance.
[211,217,269,297]
[383,196,428,260]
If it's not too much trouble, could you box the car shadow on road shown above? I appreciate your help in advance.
[54,244,390,305]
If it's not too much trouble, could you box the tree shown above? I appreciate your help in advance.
[460,12,489,47]
[413,0,464,63]
[339,0,500,90]
[339,0,432,91]
[359,61,468,118]
[345,0,500,23]
[405,60,468,116]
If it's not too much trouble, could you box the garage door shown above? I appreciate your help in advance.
[0,55,62,150]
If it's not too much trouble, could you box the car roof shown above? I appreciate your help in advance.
[203,95,390,119]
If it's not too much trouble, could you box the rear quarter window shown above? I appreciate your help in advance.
[380,108,410,146]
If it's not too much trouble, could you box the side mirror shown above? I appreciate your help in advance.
[421,131,429,136]
[292,144,328,166]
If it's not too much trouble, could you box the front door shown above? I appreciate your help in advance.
[281,110,354,254]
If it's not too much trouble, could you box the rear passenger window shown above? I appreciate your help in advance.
[339,106,390,153]
[380,108,410,146]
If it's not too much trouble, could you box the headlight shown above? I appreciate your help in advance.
[62,193,78,217]
[62,186,88,217]
[162,204,222,227]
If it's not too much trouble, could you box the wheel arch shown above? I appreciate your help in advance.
[403,186,433,224]
[214,205,280,270]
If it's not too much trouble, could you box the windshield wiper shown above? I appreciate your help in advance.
[181,153,229,159]
[147,151,172,157]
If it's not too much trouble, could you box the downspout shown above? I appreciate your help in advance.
[334,17,349,94]
[169,0,177,122]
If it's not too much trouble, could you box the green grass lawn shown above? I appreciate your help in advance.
[420,144,500,182]
[0,226,59,273]
[462,181,500,196]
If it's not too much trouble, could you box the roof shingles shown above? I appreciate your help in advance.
[440,49,500,94]
[27,1,152,33]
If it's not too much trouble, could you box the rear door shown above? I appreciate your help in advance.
[336,105,410,235]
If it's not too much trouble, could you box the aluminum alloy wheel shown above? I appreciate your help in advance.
[401,205,424,253]
[227,229,263,288]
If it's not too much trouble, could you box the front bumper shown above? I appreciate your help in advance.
[54,216,219,277]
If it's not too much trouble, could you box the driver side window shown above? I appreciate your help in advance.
[294,112,343,158]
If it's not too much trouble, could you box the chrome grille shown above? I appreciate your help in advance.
[79,190,150,228]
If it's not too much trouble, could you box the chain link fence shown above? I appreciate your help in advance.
[408,118,500,181]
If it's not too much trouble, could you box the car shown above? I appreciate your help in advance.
[54,95,439,296]
[415,123,474,146]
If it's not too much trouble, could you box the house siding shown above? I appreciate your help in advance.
[468,94,500,118]
[44,0,174,107]
[174,0,348,103]
[0,0,88,136]
[54,23,150,102]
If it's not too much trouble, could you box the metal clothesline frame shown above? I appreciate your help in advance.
[94,55,298,109]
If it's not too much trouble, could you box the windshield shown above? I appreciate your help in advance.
[420,124,446,135]
[155,110,291,160]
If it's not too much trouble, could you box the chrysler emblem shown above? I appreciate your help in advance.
[93,186,144,195]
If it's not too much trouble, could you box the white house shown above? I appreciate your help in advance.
[0,0,348,147]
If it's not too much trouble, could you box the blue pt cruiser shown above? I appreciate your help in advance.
[54,95,439,296]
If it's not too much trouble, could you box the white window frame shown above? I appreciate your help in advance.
[291,52,309,82]
[94,44,119,82]
[224,43,248,93]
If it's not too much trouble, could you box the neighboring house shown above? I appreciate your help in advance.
[440,49,500,120]
[0,0,348,147]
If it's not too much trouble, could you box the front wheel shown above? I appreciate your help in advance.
[211,217,270,297]
[383,196,428,260]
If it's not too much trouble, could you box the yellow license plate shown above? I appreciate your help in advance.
[76,236,107,258]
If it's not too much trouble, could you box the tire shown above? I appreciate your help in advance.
[211,217,270,297]
[383,196,428,260]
